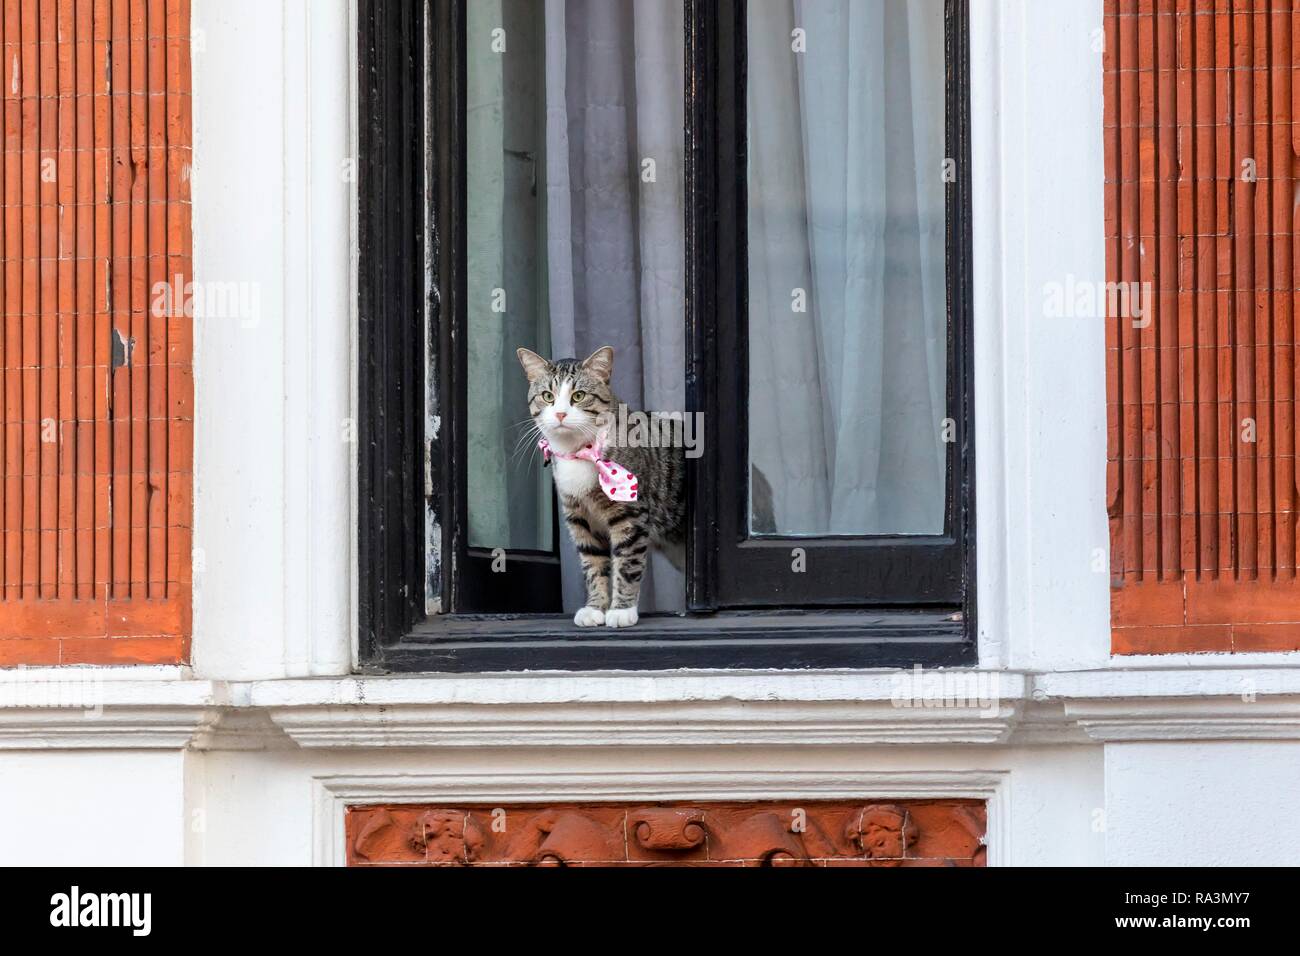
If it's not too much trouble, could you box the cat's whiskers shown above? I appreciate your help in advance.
[507,417,546,471]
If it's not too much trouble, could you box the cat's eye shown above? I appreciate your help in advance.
[570,391,586,404]
[540,390,555,404]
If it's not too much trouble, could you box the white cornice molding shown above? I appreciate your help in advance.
[246,670,1029,707]
[0,706,223,750]
[267,700,1020,749]
[0,678,222,750]
[253,671,1023,748]
[1064,698,1300,742]
[1038,668,1300,742]
[250,667,1300,748]
[1036,667,1300,699]
[3,667,1300,750]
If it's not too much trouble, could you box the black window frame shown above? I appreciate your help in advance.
[357,0,976,672]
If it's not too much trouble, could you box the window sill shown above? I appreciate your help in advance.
[369,609,973,673]
[5,666,1300,750]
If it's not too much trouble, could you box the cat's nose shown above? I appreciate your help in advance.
[555,412,567,422]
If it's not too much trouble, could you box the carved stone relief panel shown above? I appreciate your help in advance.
[346,800,986,867]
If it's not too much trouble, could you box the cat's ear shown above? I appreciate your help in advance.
[581,345,614,383]
[516,347,550,383]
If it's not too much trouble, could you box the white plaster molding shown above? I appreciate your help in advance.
[246,670,1029,707]
[970,0,1114,673]
[192,0,290,679]
[1099,649,1300,669]
[0,679,221,750]
[0,666,191,682]
[1036,666,1300,700]
[3,662,1300,750]
[0,707,222,750]
[1007,700,1093,746]
[970,0,1010,670]
[974,0,1111,673]
[5,666,1299,750]
[253,668,1300,749]
[311,769,1010,867]
[1067,698,1300,742]
[280,0,355,677]
[273,700,1019,749]
[257,670,1021,747]
[190,708,298,751]
[1041,668,1300,741]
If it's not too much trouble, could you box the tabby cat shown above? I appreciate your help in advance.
[517,345,685,628]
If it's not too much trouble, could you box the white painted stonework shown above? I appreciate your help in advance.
[2,0,1299,866]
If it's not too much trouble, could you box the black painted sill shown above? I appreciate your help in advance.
[364,609,974,673]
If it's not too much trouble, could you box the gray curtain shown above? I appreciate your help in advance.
[545,0,686,612]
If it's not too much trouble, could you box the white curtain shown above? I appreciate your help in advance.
[747,0,948,536]
[545,0,686,612]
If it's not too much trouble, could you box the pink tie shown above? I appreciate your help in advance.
[538,438,639,502]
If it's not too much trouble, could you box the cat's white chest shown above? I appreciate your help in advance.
[552,457,598,498]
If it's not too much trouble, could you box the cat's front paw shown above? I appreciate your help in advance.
[604,607,639,628]
[573,606,606,627]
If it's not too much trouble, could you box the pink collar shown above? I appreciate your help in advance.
[538,437,639,502]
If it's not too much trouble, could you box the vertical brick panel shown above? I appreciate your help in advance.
[1108,0,1300,653]
[0,0,190,664]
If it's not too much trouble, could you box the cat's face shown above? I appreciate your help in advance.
[517,346,616,451]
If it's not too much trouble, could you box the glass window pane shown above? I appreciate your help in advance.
[467,0,553,551]
[746,0,948,537]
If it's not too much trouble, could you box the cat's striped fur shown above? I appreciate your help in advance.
[517,346,685,628]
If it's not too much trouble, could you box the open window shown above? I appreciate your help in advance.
[358,0,974,671]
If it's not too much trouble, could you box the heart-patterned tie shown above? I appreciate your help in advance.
[538,437,639,502]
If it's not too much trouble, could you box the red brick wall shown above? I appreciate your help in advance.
[1105,0,1300,653]
[0,0,192,665]
[346,801,987,867]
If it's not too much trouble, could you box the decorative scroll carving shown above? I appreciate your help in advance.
[631,809,707,851]
[346,800,986,867]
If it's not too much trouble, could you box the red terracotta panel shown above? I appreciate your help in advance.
[59,632,183,664]
[1112,623,1233,655]
[0,0,190,661]
[1232,622,1300,652]
[1108,0,1300,653]
[0,636,60,665]
[344,801,988,868]
[1112,578,1185,625]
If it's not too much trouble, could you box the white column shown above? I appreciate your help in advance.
[190,0,356,679]
[973,0,1110,671]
